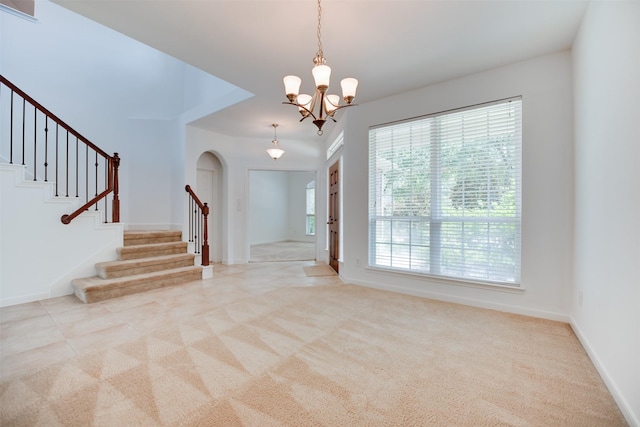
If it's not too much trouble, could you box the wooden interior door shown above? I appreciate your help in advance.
[328,160,340,273]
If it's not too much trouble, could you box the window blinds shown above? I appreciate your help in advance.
[368,98,522,285]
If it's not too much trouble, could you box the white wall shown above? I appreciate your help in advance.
[249,170,289,245]
[339,51,575,321]
[185,125,325,264]
[0,164,123,306]
[125,118,182,230]
[1,0,244,231]
[571,2,640,425]
[247,170,316,245]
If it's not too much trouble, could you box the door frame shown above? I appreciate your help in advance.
[246,169,318,263]
[328,160,340,273]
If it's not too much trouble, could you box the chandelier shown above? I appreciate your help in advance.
[282,0,358,136]
[266,123,285,160]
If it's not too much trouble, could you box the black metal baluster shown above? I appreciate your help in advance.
[94,151,98,210]
[75,137,79,198]
[44,116,49,182]
[9,90,14,164]
[85,144,88,204]
[194,204,198,253]
[33,107,37,181]
[22,99,25,166]
[65,132,69,197]
[195,206,202,253]
[55,124,59,196]
[104,161,108,222]
[188,198,193,243]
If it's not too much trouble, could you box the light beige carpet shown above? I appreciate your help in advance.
[303,264,337,277]
[0,284,625,426]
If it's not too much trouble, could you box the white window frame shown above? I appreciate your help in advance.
[368,98,522,286]
[306,180,315,236]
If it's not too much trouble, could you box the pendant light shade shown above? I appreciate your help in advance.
[266,124,285,160]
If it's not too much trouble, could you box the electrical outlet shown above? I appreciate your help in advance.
[355,258,360,266]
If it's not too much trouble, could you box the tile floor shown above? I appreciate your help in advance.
[0,261,341,380]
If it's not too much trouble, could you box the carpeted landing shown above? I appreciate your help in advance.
[0,284,626,426]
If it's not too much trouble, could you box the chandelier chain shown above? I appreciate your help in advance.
[316,0,323,59]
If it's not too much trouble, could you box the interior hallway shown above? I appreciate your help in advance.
[249,241,315,263]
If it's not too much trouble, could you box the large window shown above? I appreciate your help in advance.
[368,98,522,285]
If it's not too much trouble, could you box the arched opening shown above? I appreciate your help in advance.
[196,152,223,263]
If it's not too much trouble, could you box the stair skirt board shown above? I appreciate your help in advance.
[71,230,204,303]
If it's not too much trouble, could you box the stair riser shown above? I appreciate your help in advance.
[123,231,182,247]
[124,236,182,246]
[118,245,187,260]
[97,258,195,279]
[75,269,202,303]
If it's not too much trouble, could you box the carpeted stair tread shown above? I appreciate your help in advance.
[72,266,203,303]
[96,253,196,279]
[117,241,188,260]
[124,230,182,246]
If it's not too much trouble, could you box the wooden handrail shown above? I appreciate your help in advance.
[1,75,120,224]
[185,185,210,266]
[185,184,205,209]
[0,75,109,158]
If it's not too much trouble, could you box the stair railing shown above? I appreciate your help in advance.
[0,75,120,224]
[185,185,210,267]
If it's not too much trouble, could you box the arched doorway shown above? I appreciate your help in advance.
[196,152,223,263]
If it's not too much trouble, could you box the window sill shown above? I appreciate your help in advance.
[364,266,525,294]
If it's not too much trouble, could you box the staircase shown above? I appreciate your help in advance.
[72,231,202,303]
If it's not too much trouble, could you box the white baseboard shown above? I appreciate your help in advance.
[342,274,570,322]
[0,292,50,308]
[570,318,639,427]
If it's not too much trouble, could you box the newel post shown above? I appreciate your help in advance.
[201,202,210,266]
[112,152,120,223]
